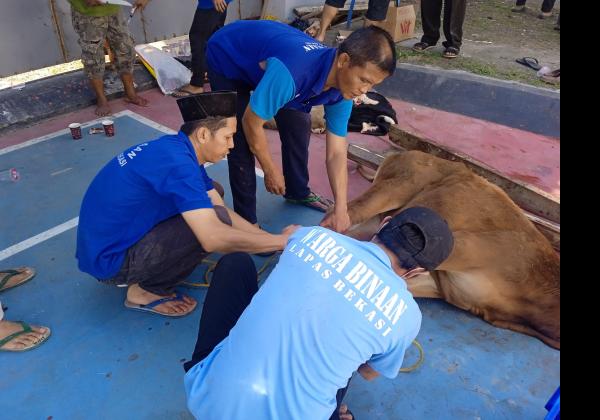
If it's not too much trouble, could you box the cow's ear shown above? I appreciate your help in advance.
[405,267,428,279]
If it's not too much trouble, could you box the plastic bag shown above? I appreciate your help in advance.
[135,44,192,95]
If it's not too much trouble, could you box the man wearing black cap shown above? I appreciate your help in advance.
[184,207,454,419]
[205,21,397,233]
[76,92,298,317]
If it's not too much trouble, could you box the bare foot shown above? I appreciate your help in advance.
[0,320,50,351]
[96,100,112,117]
[124,95,149,107]
[0,267,36,292]
[126,284,196,315]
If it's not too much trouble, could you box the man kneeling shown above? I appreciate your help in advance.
[184,207,454,419]
[76,92,296,317]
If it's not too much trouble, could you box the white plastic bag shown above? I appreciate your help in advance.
[135,44,192,95]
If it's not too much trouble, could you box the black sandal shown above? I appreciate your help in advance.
[412,41,435,52]
[443,46,460,59]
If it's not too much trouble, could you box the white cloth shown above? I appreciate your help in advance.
[0,300,4,321]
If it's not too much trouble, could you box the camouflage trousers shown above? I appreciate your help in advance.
[71,8,135,79]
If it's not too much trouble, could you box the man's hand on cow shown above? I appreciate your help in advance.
[264,168,286,196]
[320,206,352,233]
[213,0,228,13]
[85,0,103,6]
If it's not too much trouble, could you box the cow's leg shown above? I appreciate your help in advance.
[406,273,442,299]
[346,214,383,241]
[485,318,560,350]
[347,180,403,225]
[348,153,448,225]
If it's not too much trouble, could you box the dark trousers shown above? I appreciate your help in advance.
[104,207,231,296]
[189,7,227,87]
[515,0,556,13]
[420,0,467,50]
[184,253,351,419]
[208,68,312,224]
[184,253,258,370]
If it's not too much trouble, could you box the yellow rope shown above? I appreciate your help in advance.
[399,339,424,373]
[182,253,280,288]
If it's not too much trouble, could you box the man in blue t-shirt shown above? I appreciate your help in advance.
[206,21,397,233]
[76,92,298,317]
[173,0,234,97]
[184,207,454,419]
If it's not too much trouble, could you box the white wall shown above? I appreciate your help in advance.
[262,0,318,21]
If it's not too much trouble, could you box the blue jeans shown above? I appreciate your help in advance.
[208,67,312,224]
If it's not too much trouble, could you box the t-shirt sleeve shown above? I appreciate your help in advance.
[154,163,214,213]
[249,57,296,121]
[324,99,353,137]
[367,308,422,379]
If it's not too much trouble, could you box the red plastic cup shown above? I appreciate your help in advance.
[69,123,82,140]
[102,120,115,137]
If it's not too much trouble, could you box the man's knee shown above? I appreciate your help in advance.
[214,253,257,289]
[217,253,255,272]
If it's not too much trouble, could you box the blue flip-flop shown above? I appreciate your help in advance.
[124,292,195,317]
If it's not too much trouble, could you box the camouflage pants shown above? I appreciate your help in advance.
[71,8,135,79]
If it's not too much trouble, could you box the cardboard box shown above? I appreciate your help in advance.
[372,3,416,43]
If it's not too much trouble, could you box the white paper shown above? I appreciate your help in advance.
[100,0,133,7]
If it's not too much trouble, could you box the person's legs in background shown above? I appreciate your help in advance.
[364,0,390,27]
[71,9,112,116]
[413,0,443,51]
[539,0,556,18]
[106,12,148,108]
[316,0,346,42]
[174,7,228,97]
[512,0,527,12]
[442,0,467,58]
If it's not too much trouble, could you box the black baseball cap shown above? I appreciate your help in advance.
[376,207,454,271]
[176,91,237,123]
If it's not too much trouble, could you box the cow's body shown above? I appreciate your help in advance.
[348,151,560,349]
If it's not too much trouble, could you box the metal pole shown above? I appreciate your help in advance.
[346,0,356,29]
[49,0,68,63]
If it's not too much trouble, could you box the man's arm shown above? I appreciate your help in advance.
[244,58,297,196]
[206,189,265,234]
[182,208,295,254]
[358,363,381,381]
[242,108,286,196]
[320,131,351,232]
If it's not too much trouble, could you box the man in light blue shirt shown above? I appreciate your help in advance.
[184,207,454,419]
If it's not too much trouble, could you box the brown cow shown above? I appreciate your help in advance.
[346,151,560,349]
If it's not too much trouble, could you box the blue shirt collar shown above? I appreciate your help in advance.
[178,130,200,166]
[312,48,339,96]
